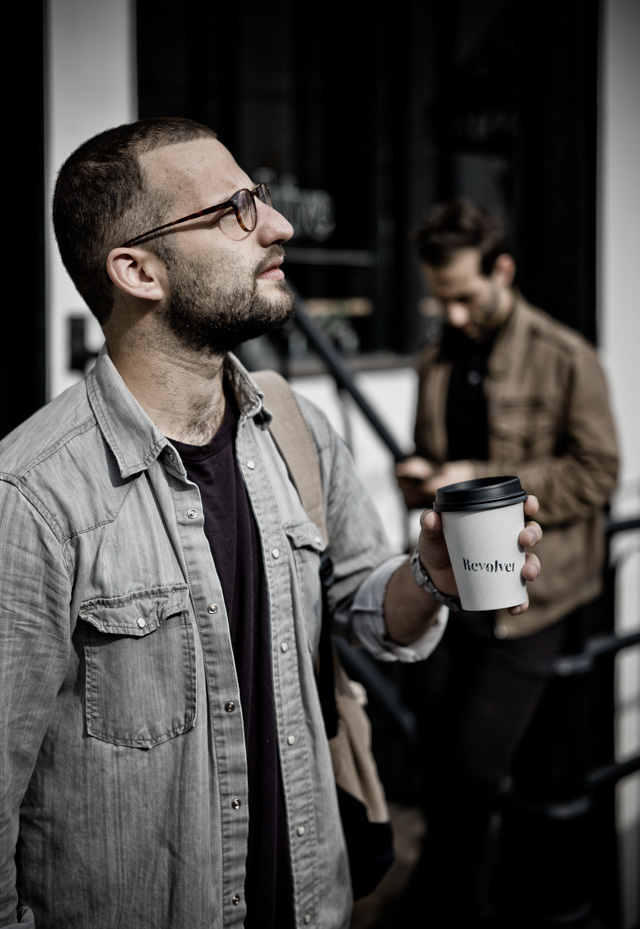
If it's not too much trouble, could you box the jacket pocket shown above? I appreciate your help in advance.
[490,396,560,457]
[79,584,196,748]
[284,519,325,654]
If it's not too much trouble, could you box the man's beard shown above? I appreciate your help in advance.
[161,246,296,355]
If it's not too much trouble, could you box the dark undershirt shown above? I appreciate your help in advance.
[444,326,496,461]
[171,389,294,929]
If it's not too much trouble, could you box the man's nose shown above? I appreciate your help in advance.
[445,302,470,328]
[255,199,294,244]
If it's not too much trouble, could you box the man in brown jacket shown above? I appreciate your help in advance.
[395,198,618,927]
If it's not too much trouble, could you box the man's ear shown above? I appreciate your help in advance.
[491,253,516,287]
[106,247,166,302]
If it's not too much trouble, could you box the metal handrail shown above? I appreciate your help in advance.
[292,299,408,463]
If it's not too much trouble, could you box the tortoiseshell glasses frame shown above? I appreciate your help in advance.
[121,183,272,247]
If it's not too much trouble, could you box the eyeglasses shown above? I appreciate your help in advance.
[122,183,273,247]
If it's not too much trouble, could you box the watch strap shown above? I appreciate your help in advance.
[410,547,461,611]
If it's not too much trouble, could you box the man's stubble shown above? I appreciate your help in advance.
[160,244,295,356]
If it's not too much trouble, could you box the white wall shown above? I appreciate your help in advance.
[599,2,640,925]
[46,0,136,399]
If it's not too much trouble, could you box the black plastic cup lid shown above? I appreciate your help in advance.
[433,476,526,512]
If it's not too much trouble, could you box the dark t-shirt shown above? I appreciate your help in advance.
[444,326,495,460]
[171,390,294,929]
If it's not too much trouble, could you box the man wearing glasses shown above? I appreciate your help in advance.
[0,118,542,929]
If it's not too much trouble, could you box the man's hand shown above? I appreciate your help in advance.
[417,495,542,616]
[395,457,476,509]
[424,460,474,495]
[395,456,436,509]
[384,496,542,644]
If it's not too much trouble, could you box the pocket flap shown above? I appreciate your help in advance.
[283,519,326,552]
[79,584,190,637]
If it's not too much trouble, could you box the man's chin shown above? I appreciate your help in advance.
[165,276,296,356]
[195,298,295,355]
[264,276,296,304]
[257,280,296,325]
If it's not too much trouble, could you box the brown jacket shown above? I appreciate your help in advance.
[414,296,619,638]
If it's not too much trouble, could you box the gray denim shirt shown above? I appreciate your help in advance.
[0,348,445,929]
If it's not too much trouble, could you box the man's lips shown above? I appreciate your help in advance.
[257,252,285,281]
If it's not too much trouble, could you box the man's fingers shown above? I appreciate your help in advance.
[519,520,542,549]
[524,494,539,517]
[395,457,433,482]
[522,552,541,581]
[508,593,530,615]
[419,507,443,539]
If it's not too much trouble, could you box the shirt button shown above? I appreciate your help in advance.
[246,460,256,470]
[287,734,296,745]
[232,798,242,809]
[297,825,306,836]
[168,452,176,463]
[136,617,146,629]
[207,603,218,614]
[281,642,289,653]
[232,894,241,905]
[187,508,197,519]
[304,914,312,924]
[272,548,280,559]
[225,702,235,713]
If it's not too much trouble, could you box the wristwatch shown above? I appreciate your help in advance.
[410,547,461,611]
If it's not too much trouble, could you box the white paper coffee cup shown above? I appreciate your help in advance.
[433,476,527,612]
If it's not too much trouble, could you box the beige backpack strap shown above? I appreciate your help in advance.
[252,370,328,546]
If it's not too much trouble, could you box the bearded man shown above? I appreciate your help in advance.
[0,122,542,929]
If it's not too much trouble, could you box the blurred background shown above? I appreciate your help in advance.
[7,0,639,925]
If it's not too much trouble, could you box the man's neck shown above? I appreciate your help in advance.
[108,337,228,446]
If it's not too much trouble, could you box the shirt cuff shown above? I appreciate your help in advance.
[348,554,449,662]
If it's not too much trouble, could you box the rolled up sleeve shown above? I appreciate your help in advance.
[348,554,448,662]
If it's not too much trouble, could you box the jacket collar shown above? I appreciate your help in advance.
[485,291,531,380]
[86,344,269,480]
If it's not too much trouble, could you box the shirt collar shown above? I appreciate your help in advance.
[87,344,270,480]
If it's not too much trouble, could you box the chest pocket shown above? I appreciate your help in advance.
[79,584,195,749]
[490,396,560,458]
[284,519,325,655]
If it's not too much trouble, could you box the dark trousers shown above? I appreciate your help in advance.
[400,609,566,928]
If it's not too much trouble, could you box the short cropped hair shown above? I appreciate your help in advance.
[53,116,218,324]
[413,198,509,276]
